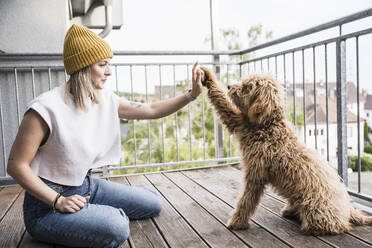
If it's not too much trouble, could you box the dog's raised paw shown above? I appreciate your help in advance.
[199,66,217,86]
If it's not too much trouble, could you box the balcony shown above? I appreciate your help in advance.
[1,165,372,247]
[1,7,372,248]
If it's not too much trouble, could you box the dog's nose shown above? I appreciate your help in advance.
[227,85,231,90]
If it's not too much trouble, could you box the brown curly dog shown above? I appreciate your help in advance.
[200,66,372,235]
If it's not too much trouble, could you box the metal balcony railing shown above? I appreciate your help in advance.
[1,8,372,204]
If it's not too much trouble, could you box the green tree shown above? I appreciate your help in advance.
[118,25,273,174]
[287,103,304,127]
[364,122,370,143]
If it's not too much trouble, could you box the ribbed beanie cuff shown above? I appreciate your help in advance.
[63,24,113,75]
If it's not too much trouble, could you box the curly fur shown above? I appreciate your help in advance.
[200,66,372,235]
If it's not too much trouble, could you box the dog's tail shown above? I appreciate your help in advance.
[350,207,372,226]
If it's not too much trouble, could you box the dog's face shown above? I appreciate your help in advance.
[227,75,284,125]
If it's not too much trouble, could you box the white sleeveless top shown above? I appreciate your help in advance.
[26,85,121,186]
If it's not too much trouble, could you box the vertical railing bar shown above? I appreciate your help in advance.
[114,65,121,167]
[325,44,330,161]
[187,65,192,160]
[254,61,257,72]
[302,49,307,144]
[202,85,206,160]
[227,64,232,157]
[336,38,348,186]
[240,60,242,79]
[0,68,4,176]
[240,55,243,78]
[145,65,151,164]
[313,46,318,150]
[0,104,5,176]
[283,54,287,114]
[115,65,119,95]
[48,68,52,90]
[14,68,20,126]
[159,65,165,163]
[356,36,361,193]
[129,65,137,165]
[173,64,180,162]
[31,68,36,99]
[261,59,263,72]
[247,62,250,74]
[275,56,278,79]
[292,52,296,126]
[267,57,270,72]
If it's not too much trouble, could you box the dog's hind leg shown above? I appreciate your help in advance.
[281,200,300,221]
[300,205,351,235]
[350,207,372,226]
[227,182,265,230]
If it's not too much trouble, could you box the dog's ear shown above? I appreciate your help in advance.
[247,83,278,125]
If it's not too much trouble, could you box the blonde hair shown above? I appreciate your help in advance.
[64,66,101,111]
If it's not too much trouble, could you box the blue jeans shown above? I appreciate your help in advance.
[23,171,162,248]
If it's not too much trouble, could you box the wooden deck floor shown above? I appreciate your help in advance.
[1,165,372,248]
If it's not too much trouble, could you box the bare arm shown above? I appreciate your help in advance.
[200,66,244,134]
[119,95,190,120]
[119,62,203,120]
[7,110,88,213]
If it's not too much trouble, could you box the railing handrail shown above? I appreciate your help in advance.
[0,50,234,61]
[231,7,372,55]
[1,7,372,61]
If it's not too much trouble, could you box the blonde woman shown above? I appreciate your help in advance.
[7,24,204,248]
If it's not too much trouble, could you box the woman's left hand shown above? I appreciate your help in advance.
[190,61,204,99]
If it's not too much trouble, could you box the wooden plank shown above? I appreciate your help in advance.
[110,176,168,248]
[211,166,372,248]
[164,171,290,248]
[119,238,131,248]
[0,192,25,248]
[18,232,53,248]
[0,186,23,221]
[146,172,250,248]
[183,168,332,248]
[127,174,208,248]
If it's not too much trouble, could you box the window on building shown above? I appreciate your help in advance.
[367,113,370,117]
[321,129,324,135]
[309,130,311,136]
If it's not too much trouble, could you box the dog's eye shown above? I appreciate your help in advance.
[242,85,251,93]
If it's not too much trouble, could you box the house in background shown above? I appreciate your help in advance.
[364,94,372,129]
[287,82,365,168]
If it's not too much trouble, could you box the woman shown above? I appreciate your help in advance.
[7,24,204,248]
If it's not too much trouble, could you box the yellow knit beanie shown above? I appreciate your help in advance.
[63,24,113,75]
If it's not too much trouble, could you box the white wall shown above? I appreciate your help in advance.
[365,109,372,128]
[298,121,365,169]
[0,0,69,53]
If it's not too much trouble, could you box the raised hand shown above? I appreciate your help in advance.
[190,61,203,99]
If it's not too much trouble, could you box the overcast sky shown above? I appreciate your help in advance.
[103,1,372,93]
[106,0,372,50]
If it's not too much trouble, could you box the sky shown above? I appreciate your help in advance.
[103,0,372,94]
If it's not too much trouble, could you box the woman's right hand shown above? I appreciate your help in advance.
[55,194,90,213]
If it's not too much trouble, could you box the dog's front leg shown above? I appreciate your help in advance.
[227,182,265,230]
[200,66,243,134]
